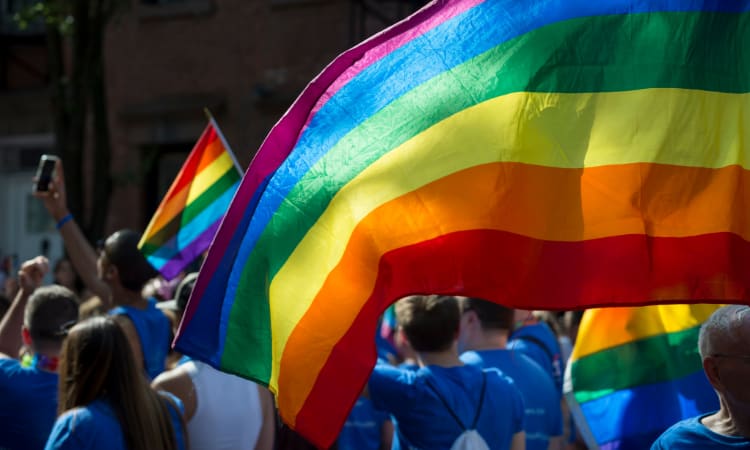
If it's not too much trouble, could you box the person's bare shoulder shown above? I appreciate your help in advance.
[153,365,197,420]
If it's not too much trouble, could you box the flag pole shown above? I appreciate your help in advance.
[204,108,243,175]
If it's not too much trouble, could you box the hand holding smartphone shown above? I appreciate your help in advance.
[32,154,68,220]
[34,154,59,193]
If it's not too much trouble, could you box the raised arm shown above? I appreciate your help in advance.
[34,160,110,303]
[0,256,48,357]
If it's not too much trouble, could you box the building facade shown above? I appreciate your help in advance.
[0,0,420,267]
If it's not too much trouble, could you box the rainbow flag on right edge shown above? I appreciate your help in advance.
[566,304,722,449]
[175,1,750,447]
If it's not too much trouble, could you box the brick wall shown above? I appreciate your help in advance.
[1,0,414,235]
[103,0,352,231]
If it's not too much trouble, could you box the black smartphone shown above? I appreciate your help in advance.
[34,154,59,192]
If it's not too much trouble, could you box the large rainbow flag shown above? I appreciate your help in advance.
[176,1,750,447]
[138,119,242,280]
[566,305,721,449]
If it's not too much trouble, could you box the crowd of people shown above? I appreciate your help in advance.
[1,159,749,449]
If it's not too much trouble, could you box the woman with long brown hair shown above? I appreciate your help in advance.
[44,316,186,450]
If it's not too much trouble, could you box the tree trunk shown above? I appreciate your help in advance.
[35,0,117,241]
[61,0,91,232]
[46,22,67,158]
[88,0,112,240]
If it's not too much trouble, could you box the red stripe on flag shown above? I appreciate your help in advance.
[289,230,750,447]
[163,125,220,204]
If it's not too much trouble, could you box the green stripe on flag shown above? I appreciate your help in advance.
[141,168,240,252]
[572,325,703,404]
[223,10,749,375]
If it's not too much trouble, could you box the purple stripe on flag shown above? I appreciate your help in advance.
[159,219,222,280]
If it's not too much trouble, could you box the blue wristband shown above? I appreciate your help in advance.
[56,213,73,230]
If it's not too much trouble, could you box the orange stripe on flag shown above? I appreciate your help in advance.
[144,129,227,240]
[276,161,750,417]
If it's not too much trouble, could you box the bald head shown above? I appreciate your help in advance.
[698,305,750,360]
[102,229,157,292]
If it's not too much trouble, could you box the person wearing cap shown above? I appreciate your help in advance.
[153,273,276,450]
[158,272,199,333]
[34,159,171,380]
[158,272,199,368]
[0,256,79,450]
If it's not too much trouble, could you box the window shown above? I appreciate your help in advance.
[141,0,190,4]
[138,0,214,20]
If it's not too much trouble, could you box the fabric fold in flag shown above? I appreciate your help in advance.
[175,0,750,447]
[565,305,721,450]
[138,118,242,280]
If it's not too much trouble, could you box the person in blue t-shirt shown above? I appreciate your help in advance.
[97,230,171,379]
[45,316,186,450]
[338,397,393,450]
[35,160,171,379]
[0,256,79,450]
[652,305,750,449]
[458,297,563,450]
[652,415,750,449]
[367,295,525,450]
[508,309,564,395]
[337,333,395,450]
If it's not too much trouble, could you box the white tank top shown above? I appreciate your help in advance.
[182,360,263,450]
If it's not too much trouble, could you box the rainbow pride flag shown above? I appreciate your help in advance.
[176,1,750,446]
[138,119,241,280]
[566,305,721,449]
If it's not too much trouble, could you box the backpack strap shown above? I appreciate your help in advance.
[470,371,487,429]
[513,334,555,362]
[424,371,487,431]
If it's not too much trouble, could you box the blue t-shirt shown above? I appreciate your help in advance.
[45,394,186,450]
[45,400,127,450]
[509,323,564,394]
[0,358,59,450]
[651,414,750,449]
[461,349,563,450]
[369,363,524,450]
[110,298,171,379]
[338,397,391,450]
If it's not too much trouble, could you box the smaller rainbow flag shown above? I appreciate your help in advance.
[138,118,242,280]
[566,305,721,450]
